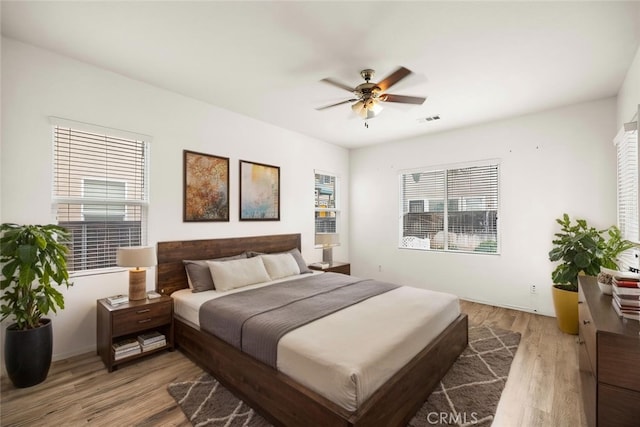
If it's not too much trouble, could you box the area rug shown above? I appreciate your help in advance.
[167,325,520,427]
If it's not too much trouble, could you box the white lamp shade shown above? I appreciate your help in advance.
[315,233,340,247]
[116,246,157,268]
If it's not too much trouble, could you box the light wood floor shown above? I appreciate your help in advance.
[0,301,586,426]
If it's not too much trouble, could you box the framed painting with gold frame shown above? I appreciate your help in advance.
[183,150,229,222]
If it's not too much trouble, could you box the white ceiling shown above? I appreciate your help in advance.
[2,1,639,148]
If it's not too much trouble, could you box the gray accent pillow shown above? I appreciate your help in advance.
[247,248,311,274]
[183,253,247,292]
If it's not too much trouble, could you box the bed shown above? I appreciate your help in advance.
[157,233,468,426]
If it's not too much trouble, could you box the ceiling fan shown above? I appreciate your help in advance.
[316,67,426,120]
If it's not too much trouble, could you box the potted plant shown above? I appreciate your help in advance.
[601,225,635,271]
[0,223,72,388]
[548,214,633,334]
[596,272,613,295]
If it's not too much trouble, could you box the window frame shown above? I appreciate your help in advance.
[614,110,639,271]
[314,170,339,247]
[398,159,501,255]
[50,117,151,276]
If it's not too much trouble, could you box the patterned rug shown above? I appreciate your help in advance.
[168,325,520,427]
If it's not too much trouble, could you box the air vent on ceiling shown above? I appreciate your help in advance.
[417,115,441,123]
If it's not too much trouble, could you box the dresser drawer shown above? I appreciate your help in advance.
[578,293,597,374]
[598,332,640,393]
[598,383,640,427]
[112,301,172,336]
[578,341,596,427]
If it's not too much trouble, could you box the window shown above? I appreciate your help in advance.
[82,179,126,220]
[314,171,339,245]
[52,120,150,273]
[615,115,639,271]
[399,161,499,253]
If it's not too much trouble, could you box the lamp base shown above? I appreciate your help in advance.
[129,269,147,301]
[322,247,333,264]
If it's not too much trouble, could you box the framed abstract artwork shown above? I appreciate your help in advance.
[183,150,229,222]
[239,160,280,221]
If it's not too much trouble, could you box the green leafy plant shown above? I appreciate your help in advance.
[548,214,633,292]
[0,223,72,330]
[601,225,635,270]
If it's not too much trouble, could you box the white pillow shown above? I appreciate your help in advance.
[261,253,301,280]
[207,257,270,292]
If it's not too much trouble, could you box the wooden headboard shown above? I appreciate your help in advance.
[156,233,302,296]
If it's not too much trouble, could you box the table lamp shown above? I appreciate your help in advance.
[116,246,157,301]
[316,233,340,264]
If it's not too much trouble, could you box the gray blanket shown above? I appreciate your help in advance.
[199,272,399,368]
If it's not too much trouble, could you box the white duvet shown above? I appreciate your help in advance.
[172,273,460,412]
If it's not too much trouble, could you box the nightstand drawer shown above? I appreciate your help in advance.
[112,302,172,336]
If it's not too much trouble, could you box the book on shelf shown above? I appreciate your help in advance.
[112,338,140,352]
[114,347,142,360]
[106,294,129,305]
[114,345,141,355]
[614,292,640,300]
[137,331,165,345]
[612,278,640,288]
[613,293,640,308]
[141,340,166,352]
[612,299,640,321]
[612,284,640,296]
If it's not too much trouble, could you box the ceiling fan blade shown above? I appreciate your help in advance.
[320,78,356,93]
[377,67,412,92]
[316,99,357,111]
[382,94,426,105]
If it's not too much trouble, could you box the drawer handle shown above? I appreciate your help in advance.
[577,338,584,345]
[138,318,151,324]
[578,301,583,304]
[582,320,590,325]
[136,309,151,314]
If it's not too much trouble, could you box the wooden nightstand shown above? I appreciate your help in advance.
[309,261,351,275]
[97,295,174,372]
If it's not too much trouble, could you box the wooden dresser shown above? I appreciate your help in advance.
[578,276,640,427]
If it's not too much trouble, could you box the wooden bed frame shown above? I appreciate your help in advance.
[157,233,468,427]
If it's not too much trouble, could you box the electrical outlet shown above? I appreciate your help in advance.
[530,284,537,294]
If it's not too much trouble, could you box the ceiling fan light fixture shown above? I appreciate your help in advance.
[351,100,364,114]
[369,100,383,116]
[318,66,424,120]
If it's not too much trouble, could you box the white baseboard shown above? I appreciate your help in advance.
[460,297,554,317]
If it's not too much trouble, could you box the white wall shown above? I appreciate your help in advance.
[617,44,640,126]
[349,98,617,316]
[0,37,349,360]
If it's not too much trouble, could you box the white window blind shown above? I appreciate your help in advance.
[615,122,639,271]
[53,125,149,272]
[399,162,499,253]
[314,171,339,245]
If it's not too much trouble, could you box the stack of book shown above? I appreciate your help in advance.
[106,294,128,306]
[611,274,640,321]
[112,338,141,360]
[137,331,166,352]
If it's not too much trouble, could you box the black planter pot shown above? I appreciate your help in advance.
[4,318,53,388]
